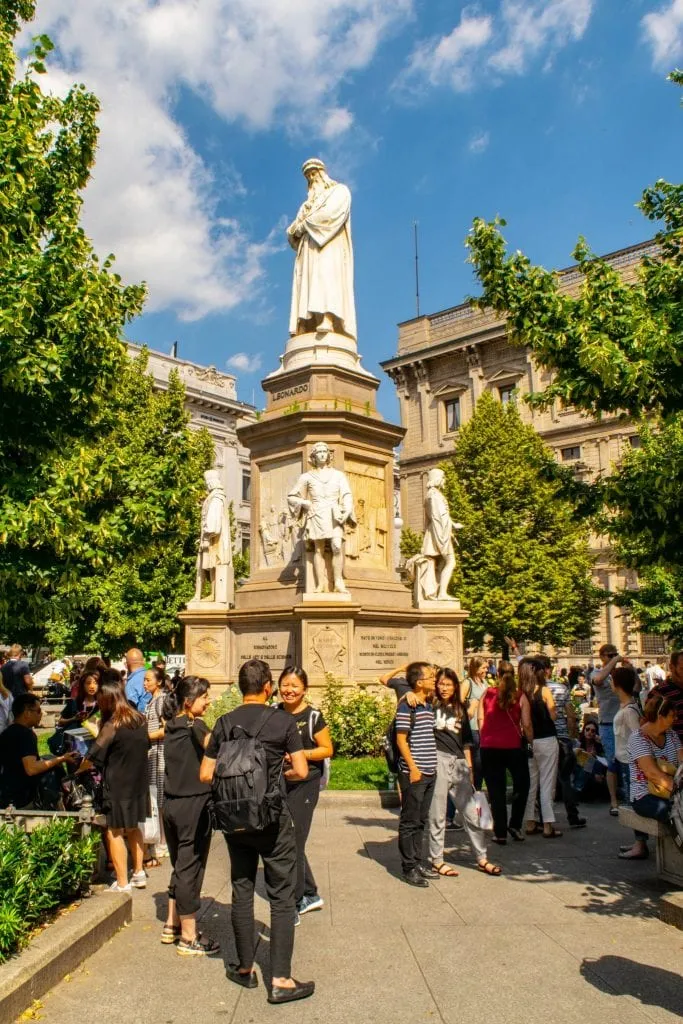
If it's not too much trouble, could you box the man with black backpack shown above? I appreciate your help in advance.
[199,659,314,1005]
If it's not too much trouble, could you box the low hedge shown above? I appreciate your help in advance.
[0,819,99,963]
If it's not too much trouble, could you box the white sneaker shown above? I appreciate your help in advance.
[106,881,132,893]
[130,870,147,889]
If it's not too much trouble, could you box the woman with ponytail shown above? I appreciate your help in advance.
[479,661,533,843]
[160,676,219,958]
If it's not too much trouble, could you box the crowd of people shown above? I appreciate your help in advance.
[0,641,682,1003]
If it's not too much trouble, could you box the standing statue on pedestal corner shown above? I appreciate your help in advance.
[287,158,357,340]
[287,442,355,594]
[194,470,234,604]
[420,468,463,601]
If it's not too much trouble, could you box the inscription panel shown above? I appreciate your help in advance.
[356,628,410,672]
[235,629,296,675]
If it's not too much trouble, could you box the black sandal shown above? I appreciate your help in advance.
[507,827,525,842]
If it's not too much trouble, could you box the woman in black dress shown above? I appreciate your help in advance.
[86,680,150,892]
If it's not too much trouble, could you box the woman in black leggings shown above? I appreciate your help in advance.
[161,676,219,957]
[277,667,333,921]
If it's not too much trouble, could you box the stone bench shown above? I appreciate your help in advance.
[618,806,683,888]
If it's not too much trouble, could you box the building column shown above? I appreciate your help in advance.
[606,570,621,648]
[414,359,432,448]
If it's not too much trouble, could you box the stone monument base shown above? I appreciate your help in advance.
[180,596,468,696]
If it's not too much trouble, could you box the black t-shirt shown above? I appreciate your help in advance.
[1,659,31,699]
[163,715,211,798]
[206,704,303,788]
[0,723,39,808]
[433,703,473,758]
[276,705,328,780]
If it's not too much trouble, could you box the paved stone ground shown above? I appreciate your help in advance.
[33,801,683,1024]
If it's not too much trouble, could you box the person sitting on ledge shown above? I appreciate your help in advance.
[0,693,78,809]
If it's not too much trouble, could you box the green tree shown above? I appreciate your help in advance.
[442,393,601,651]
[465,71,683,641]
[0,7,212,650]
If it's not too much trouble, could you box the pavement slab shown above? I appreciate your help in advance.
[32,802,682,1024]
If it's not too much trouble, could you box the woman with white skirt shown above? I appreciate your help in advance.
[520,659,562,838]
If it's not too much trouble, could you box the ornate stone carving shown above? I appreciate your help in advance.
[310,625,347,675]
[258,456,304,571]
[344,457,388,568]
[193,634,222,669]
[426,632,456,667]
[190,365,226,387]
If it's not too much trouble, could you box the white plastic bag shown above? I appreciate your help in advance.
[473,790,493,831]
[141,788,160,844]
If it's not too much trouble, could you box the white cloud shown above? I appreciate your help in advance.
[468,129,490,153]
[398,12,493,92]
[227,352,263,373]
[642,0,683,66]
[400,0,593,93]
[490,0,593,74]
[24,1,413,320]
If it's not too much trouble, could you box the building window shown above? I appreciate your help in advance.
[242,471,251,503]
[444,397,460,433]
[628,435,642,450]
[498,384,516,405]
[561,445,581,462]
[640,633,667,656]
[241,532,250,554]
[570,638,593,657]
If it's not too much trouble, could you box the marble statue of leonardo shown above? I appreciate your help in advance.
[287,158,357,340]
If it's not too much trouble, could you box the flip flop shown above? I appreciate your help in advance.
[432,862,459,876]
[477,861,502,876]
[542,828,563,839]
[144,857,161,868]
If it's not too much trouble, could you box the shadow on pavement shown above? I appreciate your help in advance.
[581,956,683,1017]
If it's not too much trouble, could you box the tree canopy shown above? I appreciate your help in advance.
[441,393,601,652]
[0,4,213,652]
[465,71,683,643]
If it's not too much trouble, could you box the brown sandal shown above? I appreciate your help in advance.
[432,862,459,876]
[477,861,502,876]
[543,828,563,839]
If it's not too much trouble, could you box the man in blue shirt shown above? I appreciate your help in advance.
[124,648,150,711]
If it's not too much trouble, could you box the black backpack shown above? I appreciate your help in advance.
[383,706,416,774]
[211,710,283,834]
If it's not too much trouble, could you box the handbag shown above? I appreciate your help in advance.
[141,787,161,844]
[472,790,493,831]
[506,707,533,759]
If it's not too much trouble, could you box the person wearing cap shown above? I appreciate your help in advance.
[287,158,356,340]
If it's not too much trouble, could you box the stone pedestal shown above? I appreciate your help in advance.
[181,353,468,691]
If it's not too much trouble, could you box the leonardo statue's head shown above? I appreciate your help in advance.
[427,468,445,490]
[302,157,334,193]
[309,442,331,468]
[204,469,222,492]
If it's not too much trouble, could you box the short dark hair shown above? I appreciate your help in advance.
[238,659,272,696]
[101,667,123,688]
[599,644,618,659]
[406,661,432,690]
[12,692,41,718]
[278,666,309,690]
[671,651,683,669]
[612,666,638,696]
[536,654,552,672]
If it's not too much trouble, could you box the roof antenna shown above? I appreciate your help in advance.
[413,221,420,317]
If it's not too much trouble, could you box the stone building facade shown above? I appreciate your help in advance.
[381,240,666,665]
[128,344,256,555]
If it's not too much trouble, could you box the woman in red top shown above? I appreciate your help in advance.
[478,662,533,843]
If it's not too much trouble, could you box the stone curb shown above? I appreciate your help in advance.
[319,789,399,808]
[659,891,683,930]
[0,890,132,1022]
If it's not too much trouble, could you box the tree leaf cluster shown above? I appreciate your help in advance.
[442,393,601,651]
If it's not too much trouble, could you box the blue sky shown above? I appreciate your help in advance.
[27,0,683,420]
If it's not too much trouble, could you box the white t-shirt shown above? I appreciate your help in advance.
[613,701,641,763]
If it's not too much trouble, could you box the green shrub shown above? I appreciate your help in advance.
[0,819,99,962]
[321,677,395,758]
[204,686,242,730]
